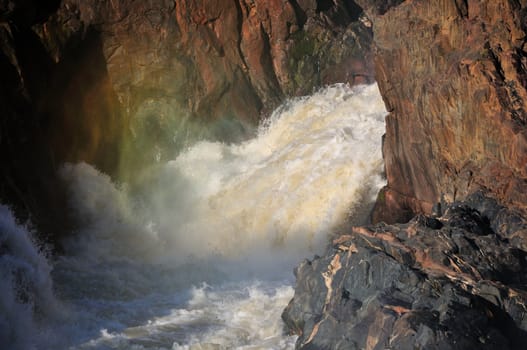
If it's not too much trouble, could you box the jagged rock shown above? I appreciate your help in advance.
[283,193,527,349]
[355,0,527,222]
[0,3,80,239]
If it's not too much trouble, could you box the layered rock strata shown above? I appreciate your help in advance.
[354,0,527,223]
[283,192,527,349]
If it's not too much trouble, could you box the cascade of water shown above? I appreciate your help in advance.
[3,83,387,349]
[59,83,387,266]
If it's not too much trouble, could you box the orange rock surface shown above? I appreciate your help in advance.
[357,0,527,222]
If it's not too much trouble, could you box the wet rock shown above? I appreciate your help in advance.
[283,195,527,349]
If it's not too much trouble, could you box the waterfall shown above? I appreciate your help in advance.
[60,83,386,265]
[3,83,387,349]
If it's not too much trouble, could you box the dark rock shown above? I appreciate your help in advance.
[465,191,527,249]
[357,0,405,16]
[443,204,492,236]
[411,214,444,230]
[283,196,527,349]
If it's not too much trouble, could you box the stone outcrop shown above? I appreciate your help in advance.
[354,0,527,223]
[0,0,373,234]
[283,192,527,349]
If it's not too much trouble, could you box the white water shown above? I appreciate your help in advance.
[0,205,61,350]
[1,83,387,349]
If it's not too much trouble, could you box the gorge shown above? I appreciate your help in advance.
[1,0,527,349]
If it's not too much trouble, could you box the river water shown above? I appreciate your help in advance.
[1,83,386,349]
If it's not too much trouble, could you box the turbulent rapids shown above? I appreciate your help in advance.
[1,83,387,349]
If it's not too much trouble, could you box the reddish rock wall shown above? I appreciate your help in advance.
[0,0,373,235]
[32,0,374,177]
[357,0,527,223]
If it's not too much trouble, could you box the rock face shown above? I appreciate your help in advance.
[283,192,527,349]
[0,0,373,233]
[35,0,374,176]
[354,0,527,223]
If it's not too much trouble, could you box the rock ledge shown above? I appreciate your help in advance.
[283,192,527,349]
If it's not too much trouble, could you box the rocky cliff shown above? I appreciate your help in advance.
[32,0,374,176]
[356,0,527,223]
[0,0,373,235]
[4,1,527,346]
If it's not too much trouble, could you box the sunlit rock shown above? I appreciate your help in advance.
[355,0,527,222]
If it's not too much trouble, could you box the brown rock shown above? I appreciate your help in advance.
[356,0,527,222]
[32,0,374,179]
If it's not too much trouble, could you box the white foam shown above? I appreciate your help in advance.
[75,281,296,350]
[52,83,387,348]
[60,83,387,265]
[0,205,61,350]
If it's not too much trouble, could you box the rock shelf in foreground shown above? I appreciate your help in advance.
[283,192,527,349]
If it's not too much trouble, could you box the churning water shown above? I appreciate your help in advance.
[1,83,387,349]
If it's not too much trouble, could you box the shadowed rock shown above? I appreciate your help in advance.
[283,192,527,349]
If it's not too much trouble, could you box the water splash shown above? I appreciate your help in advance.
[0,205,60,350]
[60,83,387,266]
[76,282,296,350]
[51,83,386,349]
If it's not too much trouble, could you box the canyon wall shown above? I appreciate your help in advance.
[33,0,374,176]
[0,0,373,235]
[355,0,527,223]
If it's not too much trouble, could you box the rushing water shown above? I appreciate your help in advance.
[1,83,386,349]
